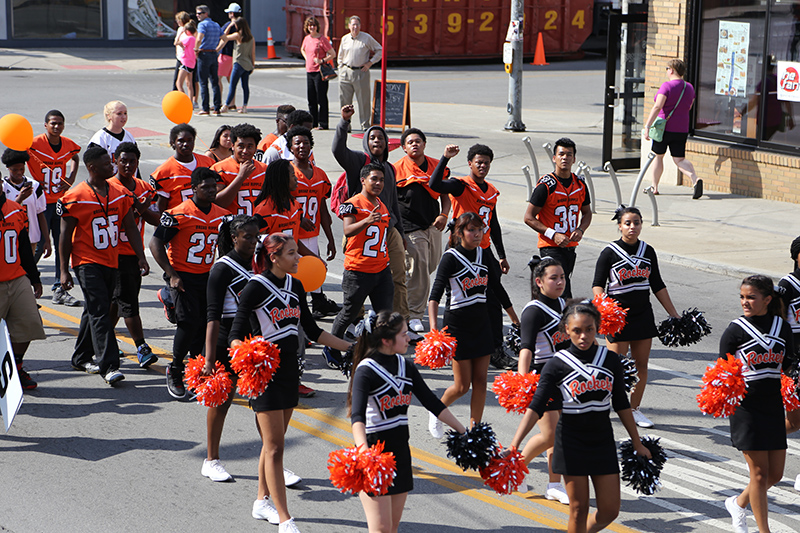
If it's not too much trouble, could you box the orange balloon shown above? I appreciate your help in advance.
[295,256,327,293]
[161,91,193,124]
[0,114,34,151]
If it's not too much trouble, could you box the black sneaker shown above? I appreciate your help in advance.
[693,179,703,200]
[322,347,342,369]
[312,294,341,317]
[166,363,186,399]
[490,348,516,370]
[16,364,37,390]
[157,288,177,324]
[136,343,158,369]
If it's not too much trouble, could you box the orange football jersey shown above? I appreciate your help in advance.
[27,134,81,203]
[292,163,331,240]
[108,176,154,256]
[254,197,303,238]
[56,181,135,269]
[150,154,215,211]
[394,155,447,199]
[449,176,499,250]
[339,194,390,274]
[0,199,28,282]
[160,199,230,274]
[211,156,267,215]
[534,173,587,249]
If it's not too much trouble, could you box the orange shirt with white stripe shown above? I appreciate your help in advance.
[339,194,390,274]
[0,198,28,282]
[254,197,303,238]
[211,156,267,215]
[108,176,154,257]
[150,154,215,211]
[159,199,230,274]
[27,133,81,204]
[292,163,331,240]
[449,176,500,250]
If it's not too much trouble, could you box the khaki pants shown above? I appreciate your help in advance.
[339,67,372,130]
[386,227,409,320]
[404,225,444,321]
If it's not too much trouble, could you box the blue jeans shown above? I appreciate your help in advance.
[227,63,251,106]
[197,51,221,113]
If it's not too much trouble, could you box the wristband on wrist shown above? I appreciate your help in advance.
[544,228,556,240]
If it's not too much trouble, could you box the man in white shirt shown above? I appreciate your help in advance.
[337,15,382,131]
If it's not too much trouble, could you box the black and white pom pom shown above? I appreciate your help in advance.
[504,323,521,357]
[339,345,354,378]
[621,356,639,393]
[657,308,712,347]
[445,422,498,471]
[619,436,668,495]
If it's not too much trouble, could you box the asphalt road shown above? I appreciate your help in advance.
[1,61,799,533]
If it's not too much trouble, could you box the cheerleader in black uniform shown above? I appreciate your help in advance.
[348,310,467,533]
[591,206,679,429]
[229,233,352,533]
[201,214,258,483]
[778,237,800,481]
[721,275,795,533]
[508,301,650,533]
[427,212,519,437]
[516,256,570,503]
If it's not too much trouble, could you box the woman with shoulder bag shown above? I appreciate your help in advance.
[301,16,336,130]
[643,59,702,198]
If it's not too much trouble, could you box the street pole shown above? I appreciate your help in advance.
[380,0,387,128]
[505,0,525,131]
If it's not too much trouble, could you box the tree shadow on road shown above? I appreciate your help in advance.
[0,435,195,460]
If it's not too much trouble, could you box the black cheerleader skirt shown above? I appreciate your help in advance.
[608,303,658,343]
[367,425,413,495]
[444,305,494,361]
[249,350,300,412]
[730,379,787,451]
[553,412,619,476]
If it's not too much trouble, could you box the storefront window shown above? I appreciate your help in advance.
[12,0,103,39]
[760,2,800,148]
[128,0,178,39]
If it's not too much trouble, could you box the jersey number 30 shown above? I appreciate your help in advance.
[362,225,387,258]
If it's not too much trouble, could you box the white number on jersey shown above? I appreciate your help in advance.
[3,230,18,264]
[186,232,219,264]
[91,215,119,250]
[553,204,579,234]
[362,225,387,258]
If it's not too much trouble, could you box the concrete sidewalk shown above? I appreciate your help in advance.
[1,45,796,282]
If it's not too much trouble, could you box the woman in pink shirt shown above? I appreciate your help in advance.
[301,16,336,130]
[177,20,197,105]
[643,58,702,199]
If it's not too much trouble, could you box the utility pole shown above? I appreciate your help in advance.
[505,0,525,131]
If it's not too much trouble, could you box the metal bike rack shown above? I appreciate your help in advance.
[521,137,541,186]
[522,165,533,200]
[576,161,597,214]
[543,142,555,170]
[602,161,623,207]
[628,152,659,226]
[642,186,660,226]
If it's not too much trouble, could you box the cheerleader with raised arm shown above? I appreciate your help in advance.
[427,212,519,438]
[348,310,467,533]
[516,256,570,503]
[228,234,351,533]
[591,206,679,428]
[721,275,795,533]
[508,301,650,533]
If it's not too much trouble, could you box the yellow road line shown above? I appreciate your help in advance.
[80,112,95,120]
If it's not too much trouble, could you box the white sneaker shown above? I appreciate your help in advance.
[795,474,800,491]
[517,475,529,494]
[545,482,570,505]
[202,459,233,482]
[279,518,301,533]
[725,495,748,533]
[632,408,654,428]
[428,412,443,439]
[252,497,280,524]
[283,468,302,487]
[409,318,425,333]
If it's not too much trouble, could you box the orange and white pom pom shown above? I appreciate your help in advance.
[492,371,540,414]
[229,335,281,399]
[782,373,800,412]
[697,354,747,418]
[592,294,628,336]
[184,356,233,408]
[327,441,397,496]
[479,446,529,495]
[414,328,457,369]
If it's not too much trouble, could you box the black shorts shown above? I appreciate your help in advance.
[167,271,209,324]
[113,254,142,318]
[652,131,688,157]
[180,64,195,73]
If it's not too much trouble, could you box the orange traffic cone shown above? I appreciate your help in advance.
[531,32,548,66]
[266,27,280,60]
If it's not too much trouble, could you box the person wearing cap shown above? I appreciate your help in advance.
[218,3,242,110]
[337,15,381,131]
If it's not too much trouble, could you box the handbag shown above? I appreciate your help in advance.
[320,60,337,81]
[649,81,687,142]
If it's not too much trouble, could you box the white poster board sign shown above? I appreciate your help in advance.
[715,21,750,97]
[0,319,23,432]
[778,61,800,102]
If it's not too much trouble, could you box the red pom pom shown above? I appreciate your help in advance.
[592,294,628,336]
[492,371,540,414]
[782,373,800,412]
[414,328,457,369]
[229,335,281,399]
[479,446,529,495]
[327,441,397,496]
[697,354,747,418]
[184,356,233,408]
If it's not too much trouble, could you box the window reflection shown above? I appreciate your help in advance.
[762,2,800,145]
[12,0,103,39]
[127,0,177,39]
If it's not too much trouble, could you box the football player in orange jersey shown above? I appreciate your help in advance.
[151,123,216,213]
[255,104,294,162]
[524,138,592,299]
[150,167,230,399]
[27,109,81,307]
[213,123,267,215]
[58,147,149,385]
[0,188,46,390]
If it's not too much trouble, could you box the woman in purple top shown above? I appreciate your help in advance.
[643,59,702,199]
